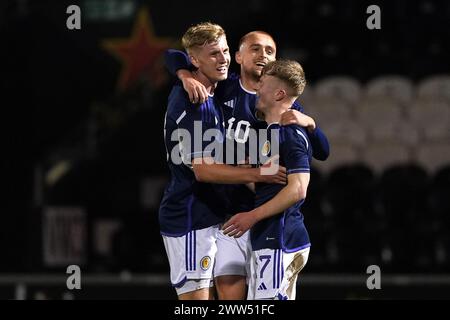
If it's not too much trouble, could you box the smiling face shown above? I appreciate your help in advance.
[235,32,277,80]
[182,22,231,85]
[190,35,231,83]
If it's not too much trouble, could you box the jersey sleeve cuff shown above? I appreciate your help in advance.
[287,168,310,174]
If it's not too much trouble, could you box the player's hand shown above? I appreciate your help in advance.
[280,109,316,132]
[222,212,257,238]
[259,155,287,184]
[180,73,208,104]
[261,165,286,185]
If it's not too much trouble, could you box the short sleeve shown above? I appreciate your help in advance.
[281,127,310,174]
[164,49,194,76]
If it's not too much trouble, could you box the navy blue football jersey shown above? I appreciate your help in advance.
[215,77,311,215]
[215,75,262,214]
[251,123,312,252]
[159,84,228,236]
[164,49,330,161]
[163,49,330,218]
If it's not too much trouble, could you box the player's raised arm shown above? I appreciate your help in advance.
[164,49,193,75]
[164,49,209,104]
[308,126,330,161]
[280,109,316,131]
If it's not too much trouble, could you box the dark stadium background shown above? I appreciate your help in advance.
[1,0,449,299]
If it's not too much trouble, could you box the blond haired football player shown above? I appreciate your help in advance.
[160,23,286,300]
[223,60,312,300]
[164,32,329,300]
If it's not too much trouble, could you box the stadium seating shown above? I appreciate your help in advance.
[315,76,362,105]
[142,73,450,274]
[365,75,414,105]
[36,73,450,274]
[417,75,450,101]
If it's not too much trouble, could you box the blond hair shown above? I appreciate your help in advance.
[181,22,225,54]
[262,59,306,96]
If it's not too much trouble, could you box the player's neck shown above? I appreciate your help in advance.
[193,70,217,94]
[264,104,290,124]
[240,72,259,92]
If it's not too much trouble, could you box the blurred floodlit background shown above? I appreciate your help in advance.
[1,0,449,299]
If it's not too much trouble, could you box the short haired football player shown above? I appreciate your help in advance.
[223,59,312,300]
[160,23,286,300]
[164,31,329,300]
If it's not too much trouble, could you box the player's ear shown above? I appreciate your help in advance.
[275,89,286,101]
[189,54,200,69]
[235,51,243,65]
